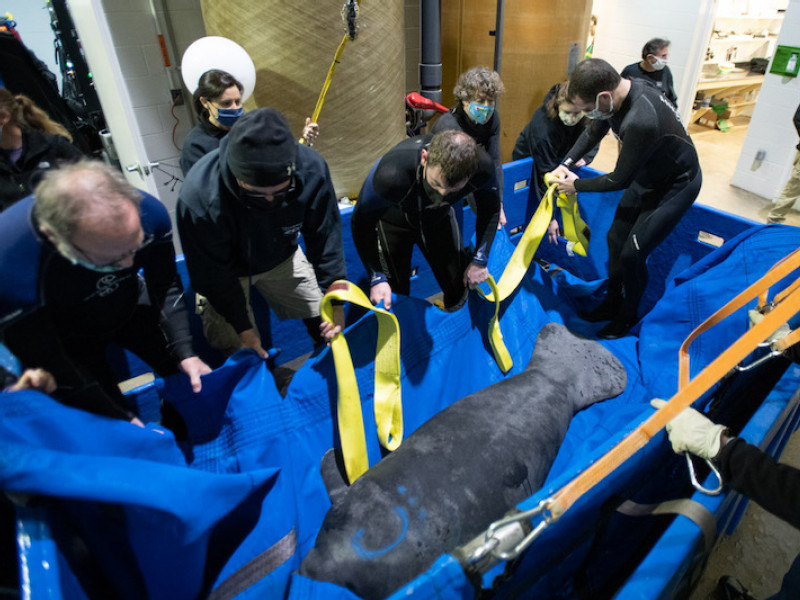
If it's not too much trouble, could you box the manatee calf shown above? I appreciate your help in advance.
[299,322,626,599]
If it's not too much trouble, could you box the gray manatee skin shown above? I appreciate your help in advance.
[299,323,627,599]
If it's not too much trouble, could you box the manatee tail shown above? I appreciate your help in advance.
[528,323,627,411]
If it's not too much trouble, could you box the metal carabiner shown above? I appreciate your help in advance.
[483,498,556,562]
[685,452,724,495]
[735,349,783,372]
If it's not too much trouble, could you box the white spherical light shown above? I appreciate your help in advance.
[181,37,257,102]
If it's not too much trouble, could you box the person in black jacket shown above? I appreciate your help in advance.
[0,88,83,210]
[180,69,318,176]
[620,38,678,108]
[653,398,800,600]
[553,59,701,339]
[431,66,506,226]
[351,130,500,310]
[177,108,346,357]
[512,82,599,245]
[0,160,211,423]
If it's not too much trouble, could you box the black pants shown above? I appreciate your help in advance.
[374,205,469,308]
[606,167,702,322]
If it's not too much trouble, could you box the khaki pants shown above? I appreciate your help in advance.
[768,151,800,223]
[201,248,323,355]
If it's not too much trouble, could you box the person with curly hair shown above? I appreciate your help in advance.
[432,66,506,226]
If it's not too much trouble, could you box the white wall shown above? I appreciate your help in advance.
[731,0,800,200]
[590,0,716,123]
[98,0,206,214]
[5,1,62,90]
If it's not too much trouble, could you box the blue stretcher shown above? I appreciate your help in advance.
[3,158,800,599]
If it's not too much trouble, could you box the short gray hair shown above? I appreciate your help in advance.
[453,67,505,103]
[34,160,142,240]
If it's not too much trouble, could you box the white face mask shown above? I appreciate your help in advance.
[650,56,668,71]
[558,110,583,126]
[585,92,614,120]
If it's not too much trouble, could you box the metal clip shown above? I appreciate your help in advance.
[484,498,556,561]
[735,349,783,372]
[685,452,723,495]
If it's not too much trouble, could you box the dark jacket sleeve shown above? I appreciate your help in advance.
[794,103,800,149]
[351,166,393,285]
[53,135,84,162]
[574,118,656,193]
[718,437,800,530]
[139,196,195,361]
[301,160,347,290]
[470,151,501,265]
[566,120,610,168]
[176,195,252,334]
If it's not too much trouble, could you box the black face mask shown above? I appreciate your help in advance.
[421,177,446,207]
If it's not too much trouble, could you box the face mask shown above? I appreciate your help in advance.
[558,110,583,126]
[585,92,614,120]
[214,106,244,128]
[421,177,446,206]
[466,101,494,125]
[651,56,667,71]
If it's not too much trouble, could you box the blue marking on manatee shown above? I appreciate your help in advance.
[352,507,409,559]
[397,486,406,495]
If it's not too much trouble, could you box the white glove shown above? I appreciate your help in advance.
[651,399,728,460]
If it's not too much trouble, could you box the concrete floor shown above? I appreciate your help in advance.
[592,117,800,599]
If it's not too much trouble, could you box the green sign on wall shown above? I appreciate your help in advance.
[770,45,800,78]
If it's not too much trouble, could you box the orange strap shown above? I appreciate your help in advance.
[547,248,800,519]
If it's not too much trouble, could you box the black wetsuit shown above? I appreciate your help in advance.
[718,438,800,599]
[351,135,500,307]
[620,62,678,108]
[565,78,701,323]
[512,84,599,201]
[431,103,503,191]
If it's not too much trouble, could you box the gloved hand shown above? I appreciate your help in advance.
[651,399,728,460]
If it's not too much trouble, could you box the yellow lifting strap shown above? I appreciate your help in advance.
[298,1,361,145]
[320,280,402,484]
[544,246,800,522]
[477,177,587,372]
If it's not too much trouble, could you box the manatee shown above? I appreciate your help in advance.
[299,322,627,599]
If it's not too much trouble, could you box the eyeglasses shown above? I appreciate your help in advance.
[238,176,296,204]
[60,233,154,273]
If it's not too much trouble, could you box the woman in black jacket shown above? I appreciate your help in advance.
[0,88,83,210]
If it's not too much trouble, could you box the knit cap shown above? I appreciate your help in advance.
[226,107,296,186]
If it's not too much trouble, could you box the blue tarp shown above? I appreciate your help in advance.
[4,157,800,599]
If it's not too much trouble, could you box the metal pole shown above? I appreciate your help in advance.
[493,0,505,74]
[419,0,442,104]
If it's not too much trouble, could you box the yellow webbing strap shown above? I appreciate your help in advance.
[474,276,514,373]
[320,280,402,483]
[545,247,800,521]
[476,179,585,371]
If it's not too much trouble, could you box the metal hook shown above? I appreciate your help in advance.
[685,452,723,496]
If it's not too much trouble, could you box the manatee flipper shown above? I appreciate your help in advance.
[320,448,349,504]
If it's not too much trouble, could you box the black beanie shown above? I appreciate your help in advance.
[226,108,297,186]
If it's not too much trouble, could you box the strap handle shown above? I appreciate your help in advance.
[547,250,800,519]
[320,280,402,483]
[477,179,585,371]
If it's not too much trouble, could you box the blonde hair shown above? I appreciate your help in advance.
[0,88,73,142]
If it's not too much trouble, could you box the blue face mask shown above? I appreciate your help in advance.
[215,106,244,128]
[466,101,494,125]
